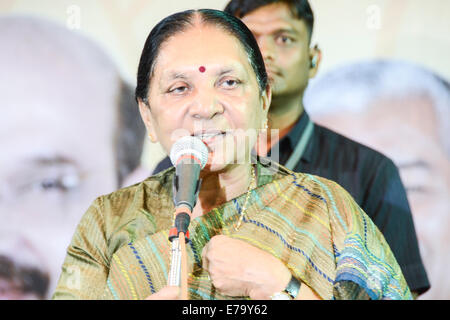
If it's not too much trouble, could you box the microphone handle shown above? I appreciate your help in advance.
[167,233,188,299]
[179,231,188,300]
[168,237,181,286]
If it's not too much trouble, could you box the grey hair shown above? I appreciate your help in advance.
[304,59,450,156]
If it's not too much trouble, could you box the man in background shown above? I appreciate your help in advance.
[0,15,145,299]
[305,60,449,299]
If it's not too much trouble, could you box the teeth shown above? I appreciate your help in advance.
[196,132,223,139]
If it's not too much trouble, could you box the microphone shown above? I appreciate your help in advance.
[167,136,208,293]
[169,136,209,237]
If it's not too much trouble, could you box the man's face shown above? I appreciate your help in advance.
[314,96,450,299]
[241,3,313,98]
[0,62,119,299]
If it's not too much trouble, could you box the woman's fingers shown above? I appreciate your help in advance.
[145,285,180,300]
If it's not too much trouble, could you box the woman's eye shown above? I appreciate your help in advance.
[168,85,189,94]
[220,79,240,89]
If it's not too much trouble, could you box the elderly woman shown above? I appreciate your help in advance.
[53,9,411,300]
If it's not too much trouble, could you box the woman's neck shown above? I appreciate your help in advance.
[256,94,304,156]
[191,163,253,219]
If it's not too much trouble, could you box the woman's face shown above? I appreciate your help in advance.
[139,24,270,171]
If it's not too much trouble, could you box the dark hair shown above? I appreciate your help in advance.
[224,0,314,41]
[115,81,146,186]
[135,9,268,104]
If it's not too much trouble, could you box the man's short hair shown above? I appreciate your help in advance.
[304,59,450,156]
[224,0,314,41]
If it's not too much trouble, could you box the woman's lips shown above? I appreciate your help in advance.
[193,132,227,148]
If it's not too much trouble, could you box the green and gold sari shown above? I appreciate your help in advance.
[53,161,411,300]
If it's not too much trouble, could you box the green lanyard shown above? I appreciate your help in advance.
[284,118,314,170]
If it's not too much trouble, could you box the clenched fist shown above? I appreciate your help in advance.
[201,235,291,299]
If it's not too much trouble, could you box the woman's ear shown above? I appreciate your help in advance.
[138,99,158,143]
[261,83,272,114]
[258,83,271,130]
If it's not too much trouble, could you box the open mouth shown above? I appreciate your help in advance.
[192,131,227,142]
[191,131,229,153]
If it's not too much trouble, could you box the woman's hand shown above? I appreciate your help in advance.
[201,235,291,299]
[145,286,180,300]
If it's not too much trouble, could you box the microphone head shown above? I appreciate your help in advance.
[170,136,209,169]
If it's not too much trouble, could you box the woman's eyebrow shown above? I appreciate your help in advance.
[164,71,189,81]
[217,68,234,76]
[217,63,249,76]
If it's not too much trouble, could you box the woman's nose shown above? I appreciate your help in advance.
[188,90,224,120]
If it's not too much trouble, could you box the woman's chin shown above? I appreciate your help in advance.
[203,155,230,172]
[203,152,251,173]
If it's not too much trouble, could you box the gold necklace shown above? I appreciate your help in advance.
[234,165,256,231]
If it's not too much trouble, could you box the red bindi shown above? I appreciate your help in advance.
[199,66,206,73]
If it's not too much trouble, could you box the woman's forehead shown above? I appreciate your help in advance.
[158,64,247,83]
[154,25,252,77]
